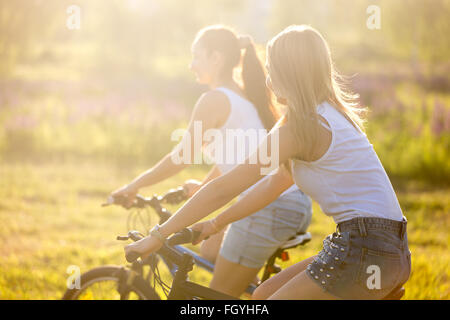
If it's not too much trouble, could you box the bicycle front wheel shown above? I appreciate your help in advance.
[62,266,160,300]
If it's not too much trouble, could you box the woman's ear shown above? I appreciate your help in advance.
[210,50,223,66]
[276,96,288,105]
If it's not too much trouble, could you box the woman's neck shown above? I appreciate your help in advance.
[209,72,236,90]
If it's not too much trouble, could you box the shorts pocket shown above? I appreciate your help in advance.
[271,207,303,243]
[319,231,351,270]
[307,232,352,291]
[356,247,402,298]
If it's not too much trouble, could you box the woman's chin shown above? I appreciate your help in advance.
[196,78,208,85]
[193,74,210,85]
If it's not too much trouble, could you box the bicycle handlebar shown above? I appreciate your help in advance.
[103,187,188,224]
[167,228,202,246]
[103,187,187,208]
[108,188,201,264]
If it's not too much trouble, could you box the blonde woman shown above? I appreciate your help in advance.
[111,25,312,298]
[122,25,411,299]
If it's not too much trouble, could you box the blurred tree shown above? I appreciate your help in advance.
[1,0,448,81]
[267,0,450,74]
[0,0,63,74]
[382,0,450,71]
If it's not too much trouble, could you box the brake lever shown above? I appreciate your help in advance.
[101,196,115,207]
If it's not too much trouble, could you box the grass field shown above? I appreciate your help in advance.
[0,159,448,299]
[0,0,449,302]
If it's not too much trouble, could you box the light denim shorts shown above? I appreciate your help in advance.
[219,189,312,268]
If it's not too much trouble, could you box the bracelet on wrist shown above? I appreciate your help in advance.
[150,224,167,244]
[210,218,222,233]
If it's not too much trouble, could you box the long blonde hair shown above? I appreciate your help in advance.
[267,25,366,161]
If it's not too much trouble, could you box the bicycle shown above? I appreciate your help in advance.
[62,189,405,300]
[62,188,312,300]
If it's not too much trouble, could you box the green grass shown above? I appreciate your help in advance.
[0,160,448,299]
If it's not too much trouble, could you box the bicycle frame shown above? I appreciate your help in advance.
[169,280,239,300]
[138,244,258,295]
[154,245,241,300]
[166,252,239,300]
[162,245,214,275]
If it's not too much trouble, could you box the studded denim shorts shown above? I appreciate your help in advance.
[219,189,312,269]
[306,216,411,300]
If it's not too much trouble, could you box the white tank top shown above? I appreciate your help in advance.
[205,87,298,197]
[290,101,403,223]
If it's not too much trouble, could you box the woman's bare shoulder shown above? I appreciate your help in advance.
[193,89,231,128]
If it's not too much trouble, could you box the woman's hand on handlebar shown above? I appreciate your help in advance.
[191,219,223,245]
[182,179,202,198]
[110,183,139,209]
[124,235,163,261]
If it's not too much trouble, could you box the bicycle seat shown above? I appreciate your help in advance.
[280,232,312,250]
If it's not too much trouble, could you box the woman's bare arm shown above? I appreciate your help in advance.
[201,165,222,185]
[213,165,294,229]
[125,91,229,190]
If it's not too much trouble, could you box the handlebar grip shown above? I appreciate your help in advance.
[167,228,192,246]
[125,251,141,263]
[167,228,207,246]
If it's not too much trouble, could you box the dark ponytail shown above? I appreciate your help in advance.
[241,38,279,130]
[195,26,279,130]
